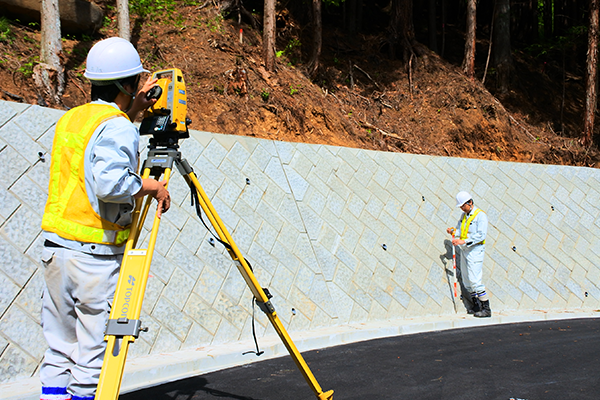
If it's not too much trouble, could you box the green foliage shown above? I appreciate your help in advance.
[18,62,34,77]
[213,84,224,94]
[289,85,300,95]
[18,55,38,78]
[524,25,587,59]
[0,17,13,43]
[323,0,346,6]
[62,33,78,41]
[103,15,112,28]
[200,14,224,33]
[276,39,301,65]
[130,0,176,19]
[260,88,270,102]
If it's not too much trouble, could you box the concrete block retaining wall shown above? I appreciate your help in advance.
[0,99,599,390]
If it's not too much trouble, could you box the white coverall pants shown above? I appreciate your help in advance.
[457,243,486,296]
[40,246,121,400]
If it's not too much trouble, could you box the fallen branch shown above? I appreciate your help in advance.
[329,91,344,108]
[373,92,394,109]
[166,26,187,35]
[355,93,370,103]
[2,90,25,102]
[491,96,549,146]
[12,64,21,87]
[353,64,381,90]
[508,114,539,143]
[408,53,414,98]
[67,70,87,98]
[482,3,495,84]
[360,121,406,141]
[344,87,370,104]
[197,0,215,10]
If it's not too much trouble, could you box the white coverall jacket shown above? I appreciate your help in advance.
[454,206,488,295]
[40,101,142,400]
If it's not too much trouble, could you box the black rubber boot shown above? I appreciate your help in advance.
[474,300,492,318]
[467,294,480,314]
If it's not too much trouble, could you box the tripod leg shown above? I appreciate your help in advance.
[183,169,334,400]
[131,194,155,248]
[95,167,173,400]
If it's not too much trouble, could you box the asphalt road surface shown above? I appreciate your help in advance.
[120,318,600,400]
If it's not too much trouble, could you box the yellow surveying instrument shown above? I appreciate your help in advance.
[139,68,190,141]
[95,68,334,400]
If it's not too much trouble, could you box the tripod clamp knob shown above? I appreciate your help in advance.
[255,288,275,314]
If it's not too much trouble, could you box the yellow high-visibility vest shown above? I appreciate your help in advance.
[41,103,132,246]
[460,208,486,244]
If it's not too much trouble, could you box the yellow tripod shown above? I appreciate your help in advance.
[95,144,333,400]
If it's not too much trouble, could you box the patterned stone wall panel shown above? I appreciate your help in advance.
[0,344,38,384]
[1,100,600,385]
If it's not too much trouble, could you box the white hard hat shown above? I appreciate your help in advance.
[84,37,149,81]
[456,191,472,207]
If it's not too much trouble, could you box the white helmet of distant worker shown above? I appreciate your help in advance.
[84,37,148,82]
[455,191,472,208]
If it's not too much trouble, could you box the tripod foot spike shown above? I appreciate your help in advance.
[318,390,334,400]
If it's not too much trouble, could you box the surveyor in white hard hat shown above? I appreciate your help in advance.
[39,37,170,400]
[446,191,491,318]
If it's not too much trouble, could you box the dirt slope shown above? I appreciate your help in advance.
[1,3,598,167]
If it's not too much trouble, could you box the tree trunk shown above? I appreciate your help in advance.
[512,0,537,44]
[462,0,476,79]
[263,0,276,71]
[441,0,446,56]
[582,0,599,148]
[117,0,131,41]
[308,0,322,77]
[347,0,357,35]
[530,0,539,43]
[37,0,64,106]
[543,0,553,39]
[345,0,363,35]
[388,0,417,63]
[428,0,438,53]
[492,0,513,93]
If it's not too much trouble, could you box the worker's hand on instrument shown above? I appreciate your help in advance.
[128,76,159,120]
[135,178,171,219]
[153,180,170,218]
[452,238,465,246]
[447,227,456,235]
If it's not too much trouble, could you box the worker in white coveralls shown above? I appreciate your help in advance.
[39,37,170,400]
[446,191,492,318]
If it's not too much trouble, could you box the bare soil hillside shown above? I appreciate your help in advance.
[1,3,598,167]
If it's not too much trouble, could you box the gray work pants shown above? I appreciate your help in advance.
[40,246,121,399]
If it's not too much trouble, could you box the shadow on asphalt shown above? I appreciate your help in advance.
[120,318,600,400]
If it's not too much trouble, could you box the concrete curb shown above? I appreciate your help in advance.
[2,309,597,400]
